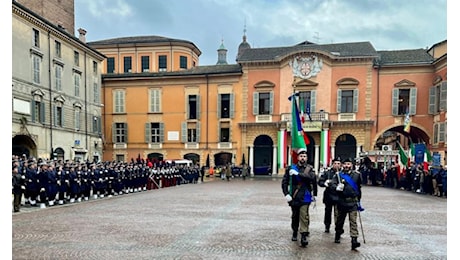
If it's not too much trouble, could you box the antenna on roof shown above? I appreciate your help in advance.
[313,32,320,43]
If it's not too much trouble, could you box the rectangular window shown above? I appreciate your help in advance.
[93,61,98,74]
[258,92,271,115]
[74,73,80,97]
[439,122,446,142]
[220,94,230,118]
[149,89,161,113]
[398,89,410,115]
[114,90,125,113]
[187,128,197,142]
[56,106,63,127]
[93,116,101,134]
[149,123,161,143]
[340,90,354,113]
[33,55,41,84]
[107,57,115,73]
[55,65,62,91]
[180,56,187,69]
[188,95,197,119]
[74,51,80,67]
[32,100,45,123]
[33,28,40,48]
[75,109,81,130]
[114,123,127,143]
[55,40,61,58]
[116,154,125,162]
[93,81,99,103]
[141,56,150,72]
[159,55,167,71]
[124,57,132,72]
[220,126,230,142]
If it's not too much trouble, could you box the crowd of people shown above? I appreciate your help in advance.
[353,160,447,197]
[12,155,201,213]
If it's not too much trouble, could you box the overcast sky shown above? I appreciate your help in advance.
[74,0,447,66]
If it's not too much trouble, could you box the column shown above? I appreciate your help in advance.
[272,145,278,175]
[249,145,254,176]
[331,145,336,162]
[356,145,362,159]
[314,144,320,175]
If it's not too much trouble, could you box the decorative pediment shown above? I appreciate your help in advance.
[433,75,443,85]
[337,78,359,86]
[294,79,318,88]
[31,89,45,97]
[394,79,415,87]
[254,80,275,88]
[73,102,83,108]
[54,95,66,103]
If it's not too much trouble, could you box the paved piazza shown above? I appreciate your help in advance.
[12,176,447,259]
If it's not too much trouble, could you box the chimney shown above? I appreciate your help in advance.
[78,28,87,43]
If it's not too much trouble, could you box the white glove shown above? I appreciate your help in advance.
[336,183,344,191]
[285,194,293,202]
[324,179,330,187]
[40,188,45,192]
[289,169,299,176]
[21,185,26,190]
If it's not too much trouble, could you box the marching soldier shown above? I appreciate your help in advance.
[330,158,363,250]
[318,157,341,233]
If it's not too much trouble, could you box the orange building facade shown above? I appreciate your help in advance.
[89,35,447,175]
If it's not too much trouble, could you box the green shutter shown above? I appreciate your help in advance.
[124,123,128,143]
[40,102,45,123]
[112,123,116,143]
[337,89,342,113]
[31,101,36,122]
[440,82,447,111]
[269,91,274,114]
[160,123,164,143]
[181,122,187,143]
[218,121,221,142]
[230,93,234,118]
[353,89,359,113]
[196,122,201,142]
[217,94,221,118]
[409,88,417,115]
[196,95,201,120]
[253,92,259,115]
[145,123,150,143]
[392,88,399,115]
[433,123,439,144]
[53,105,57,126]
[186,96,190,119]
[428,86,436,115]
[310,90,316,113]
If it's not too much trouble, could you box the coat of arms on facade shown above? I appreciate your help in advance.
[289,55,323,79]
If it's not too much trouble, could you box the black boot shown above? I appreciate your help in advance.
[351,237,361,250]
[300,233,308,247]
[334,232,341,243]
[291,231,298,241]
[325,225,330,233]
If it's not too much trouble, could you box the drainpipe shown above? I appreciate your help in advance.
[84,51,88,160]
[375,63,380,133]
[48,30,53,159]
[206,74,209,149]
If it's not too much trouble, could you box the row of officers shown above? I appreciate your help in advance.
[12,158,201,212]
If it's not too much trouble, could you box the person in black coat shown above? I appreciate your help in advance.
[12,164,25,212]
[318,157,341,233]
[281,148,317,247]
[329,158,363,250]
